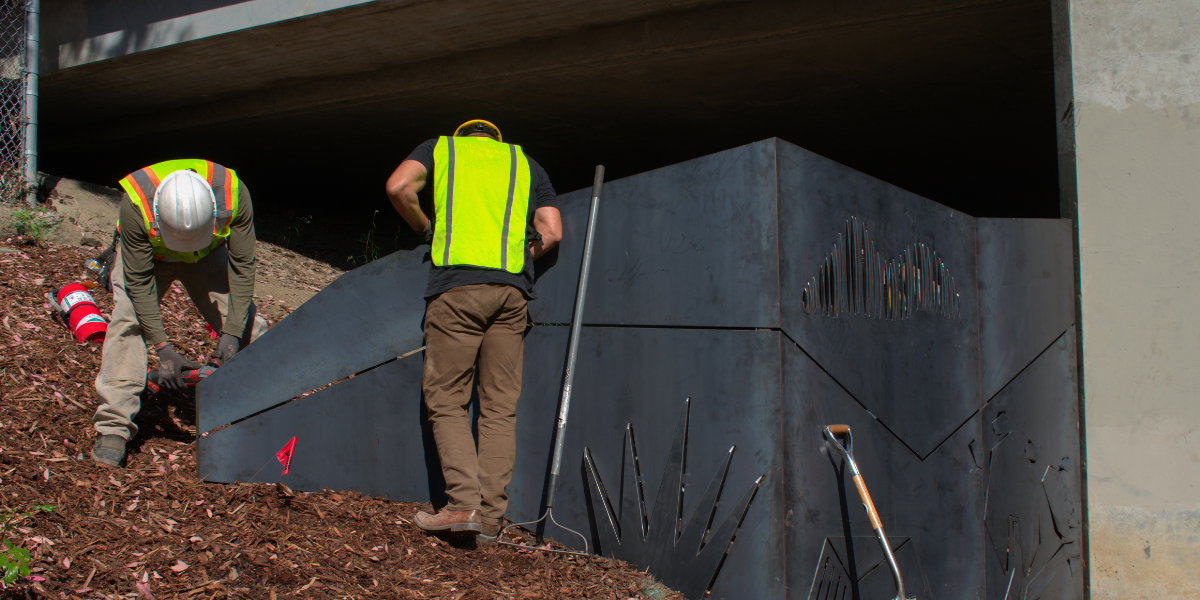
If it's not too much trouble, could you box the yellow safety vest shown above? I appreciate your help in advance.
[117,159,241,263]
[431,136,532,273]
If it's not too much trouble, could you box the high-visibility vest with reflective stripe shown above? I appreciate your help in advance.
[432,136,532,273]
[117,159,240,263]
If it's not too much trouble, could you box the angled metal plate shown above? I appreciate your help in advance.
[981,327,1083,600]
[777,139,980,459]
[576,140,781,328]
[781,339,983,600]
[199,325,572,501]
[526,188,589,324]
[197,351,429,498]
[582,400,764,600]
[977,218,1075,400]
[198,248,430,432]
[806,537,929,600]
[506,327,784,600]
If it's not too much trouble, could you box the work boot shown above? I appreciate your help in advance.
[477,520,502,545]
[90,435,127,468]
[414,508,482,533]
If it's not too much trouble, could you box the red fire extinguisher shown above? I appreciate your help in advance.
[55,283,107,344]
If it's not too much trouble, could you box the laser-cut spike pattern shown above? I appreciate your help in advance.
[801,216,960,320]
[806,537,915,600]
[583,399,762,600]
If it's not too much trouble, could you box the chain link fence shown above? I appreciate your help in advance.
[0,0,25,203]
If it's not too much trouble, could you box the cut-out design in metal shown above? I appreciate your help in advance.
[582,398,763,600]
[984,411,1079,600]
[801,216,960,320]
[807,537,914,600]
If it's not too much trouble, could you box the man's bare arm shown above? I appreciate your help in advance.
[530,206,562,260]
[386,160,430,233]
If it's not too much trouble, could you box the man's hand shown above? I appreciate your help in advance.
[155,344,202,390]
[216,334,241,363]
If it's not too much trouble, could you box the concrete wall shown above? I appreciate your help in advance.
[45,0,375,70]
[1058,1,1200,597]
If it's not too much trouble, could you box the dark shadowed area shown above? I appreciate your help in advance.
[39,0,1058,262]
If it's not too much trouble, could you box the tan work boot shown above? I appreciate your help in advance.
[414,508,482,533]
[477,521,502,544]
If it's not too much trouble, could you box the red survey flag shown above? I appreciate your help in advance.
[276,436,297,475]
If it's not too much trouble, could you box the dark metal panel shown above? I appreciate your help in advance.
[976,218,1075,400]
[507,327,785,600]
[981,327,1083,600]
[198,248,430,432]
[507,326,570,512]
[197,351,430,499]
[198,325,571,502]
[805,537,928,600]
[781,339,983,600]
[776,139,980,459]
[526,188,589,324]
[573,140,780,328]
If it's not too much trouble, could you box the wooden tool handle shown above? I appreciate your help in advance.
[827,424,850,435]
[851,474,882,529]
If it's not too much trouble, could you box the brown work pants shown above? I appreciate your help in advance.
[423,284,527,524]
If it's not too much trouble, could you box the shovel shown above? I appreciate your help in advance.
[496,165,605,556]
[823,424,915,600]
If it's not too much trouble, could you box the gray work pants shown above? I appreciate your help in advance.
[93,245,268,440]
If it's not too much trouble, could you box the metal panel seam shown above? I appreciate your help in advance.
[973,219,983,415]
[918,327,1073,460]
[776,328,922,459]
[775,330,787,597]
[771,138,786,596]
[772,137,782,329]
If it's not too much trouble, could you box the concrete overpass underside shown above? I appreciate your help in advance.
[40,0,1057,243]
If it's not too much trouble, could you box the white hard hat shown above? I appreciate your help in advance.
[154,170,216,252]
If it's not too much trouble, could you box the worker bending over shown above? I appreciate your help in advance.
[91,160,268,468]
[386,120,562,542]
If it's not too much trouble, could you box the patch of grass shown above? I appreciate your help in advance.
[6,208,56,244]
[639,576,684,600]
[1,505,54,585]
[348,210,383,267]
[280,211,312,250]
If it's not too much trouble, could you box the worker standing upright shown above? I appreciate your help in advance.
[90,159,269,468]
[386,120,562,541]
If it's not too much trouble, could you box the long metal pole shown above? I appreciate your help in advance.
[23,0,38,205]
[544,165,604,509]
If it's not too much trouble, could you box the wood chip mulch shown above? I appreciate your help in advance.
[0,239,678,600]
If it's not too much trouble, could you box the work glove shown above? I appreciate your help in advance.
[155,344,201,390]
[216,334,241,364]
[92,229,119,293]
[422,223,433,244]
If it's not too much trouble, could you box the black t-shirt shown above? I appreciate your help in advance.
[405,138,559,300]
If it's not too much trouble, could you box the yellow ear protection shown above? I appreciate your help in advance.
[454,119,502,142]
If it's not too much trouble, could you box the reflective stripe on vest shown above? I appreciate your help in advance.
[431,136,532,273]
[117,159,241,263]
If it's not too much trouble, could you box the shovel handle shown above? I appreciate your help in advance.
[827,424,850,435]
[851,474,883,529]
